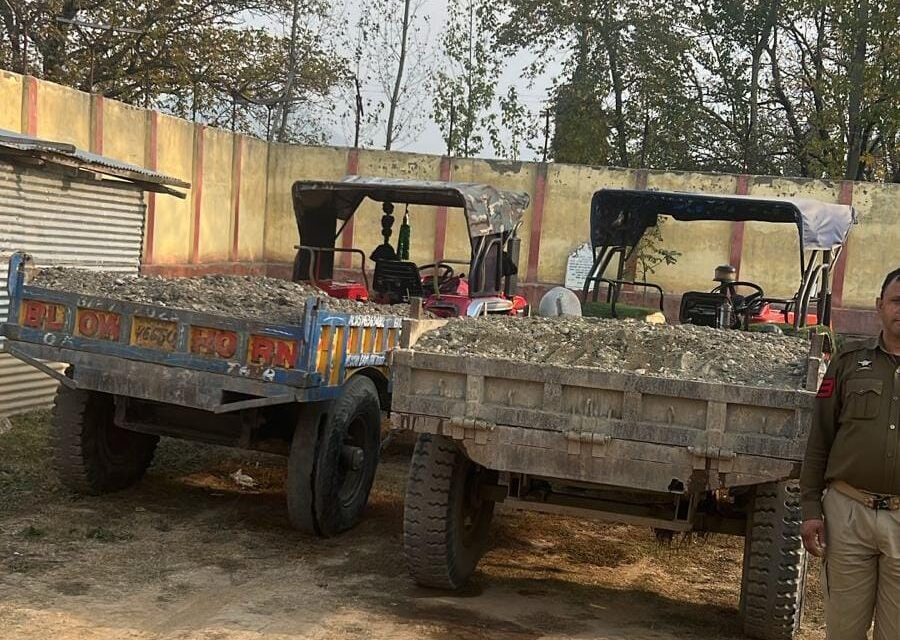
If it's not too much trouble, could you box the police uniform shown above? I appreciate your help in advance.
[800,336,900,640]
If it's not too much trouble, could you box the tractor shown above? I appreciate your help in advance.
[581,189,856,334]
[291,176,530,318]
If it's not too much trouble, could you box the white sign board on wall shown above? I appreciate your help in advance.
[564,241,594,290]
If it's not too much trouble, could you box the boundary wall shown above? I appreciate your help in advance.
[2,69,895,334]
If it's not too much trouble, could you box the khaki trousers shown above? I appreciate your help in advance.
[824,488,900,640]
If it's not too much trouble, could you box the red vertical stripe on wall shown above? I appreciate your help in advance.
[831,180,855,307]
[91,95,104,154]
[143,112,159,266]
[433,156,452,261]
[525,163,549,283]
[230,136,244,262]
[190,126,206,264]
[729,175,751,277]
[339,148,361,268]
[22,76,38,136]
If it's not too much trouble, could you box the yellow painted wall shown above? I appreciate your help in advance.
[451,158,538,277]
[1,74,896,310]
[264,143,347,263]
[355,151,442,266]
[646,171,738,293]
[843,182,900,308]
[197,127,233,262]
[237,136,268,262]
[35,81,90,149]
[539,164,636,283]
[742,177,841,299]
[153,114,194,264]
[101,98,146,166]
[0,70,22,131]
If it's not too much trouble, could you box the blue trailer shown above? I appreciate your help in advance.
[1,251,404,536]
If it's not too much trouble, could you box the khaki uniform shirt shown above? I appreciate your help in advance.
[800,336,900,520]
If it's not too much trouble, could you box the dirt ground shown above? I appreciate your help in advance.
[0,411,825,640]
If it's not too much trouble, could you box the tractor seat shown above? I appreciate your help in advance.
[372,260,423,304]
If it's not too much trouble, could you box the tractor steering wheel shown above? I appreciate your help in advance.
[718,281,766,314]
[419,263,455,286]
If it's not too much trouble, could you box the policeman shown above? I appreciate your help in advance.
[800,266,900,640]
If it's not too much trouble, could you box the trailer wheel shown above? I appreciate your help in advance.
[403,433,496,589]
[52,386,158,495]
[739,481,807,640]
[287,375,381,537]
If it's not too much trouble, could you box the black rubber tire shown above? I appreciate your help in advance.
[739,481,807,640]
[286,375,381,537]
[403,433,496,589]
[52,386,158,495]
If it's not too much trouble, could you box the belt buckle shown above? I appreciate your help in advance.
[872,496,892,510]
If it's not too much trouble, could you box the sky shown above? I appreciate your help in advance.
[324,0,561,160]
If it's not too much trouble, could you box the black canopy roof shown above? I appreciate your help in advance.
[590,189,856,251]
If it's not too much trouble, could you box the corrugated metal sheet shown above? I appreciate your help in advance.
[0,128,189,188]
[0,160,146,415]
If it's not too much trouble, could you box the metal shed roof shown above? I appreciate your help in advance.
[0,128,189,198]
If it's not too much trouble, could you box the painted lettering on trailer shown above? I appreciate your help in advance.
[20,300,67,332]
[248,335,298,369]
[345,353,386,367]
[190,326,238,359]
[346,315,401,328]
[131,317,178,351]
[75,308,122,342]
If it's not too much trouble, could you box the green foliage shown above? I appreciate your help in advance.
[635,219,681,282]
[431,0,501,157]
[0,0,348,142]
[488,0,900,181]
[490,86,539,161]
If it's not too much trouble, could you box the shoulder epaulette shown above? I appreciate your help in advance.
[836,338,878,359]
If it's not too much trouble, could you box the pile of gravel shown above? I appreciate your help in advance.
[416,316,811,389]
[32,268,413,324]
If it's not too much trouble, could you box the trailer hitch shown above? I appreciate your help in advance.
[5,345,77,389]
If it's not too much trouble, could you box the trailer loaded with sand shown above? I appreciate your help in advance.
[0,176,531,538]
[393,315,826,640]
[2,254,410,537]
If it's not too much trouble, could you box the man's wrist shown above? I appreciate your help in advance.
[801,500,823,521]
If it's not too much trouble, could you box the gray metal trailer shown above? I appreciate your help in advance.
[391,317,824,640]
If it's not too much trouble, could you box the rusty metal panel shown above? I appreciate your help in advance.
[390,348,816,490]
[0,160,145,415]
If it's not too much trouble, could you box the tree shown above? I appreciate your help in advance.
[0,0,348,143]
[489,86,539,161]
[432,0,502,157]
[493,0,700,168]
[351,0,432,150]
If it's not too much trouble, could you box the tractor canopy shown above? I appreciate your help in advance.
[292,176,530,238]
[590,189,856,252]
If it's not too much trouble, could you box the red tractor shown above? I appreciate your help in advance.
[584,189,857,331]
[291,177,531,318]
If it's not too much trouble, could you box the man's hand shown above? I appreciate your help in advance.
[801,518,826,557]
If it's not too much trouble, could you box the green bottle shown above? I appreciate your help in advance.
[397,211,411,260]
